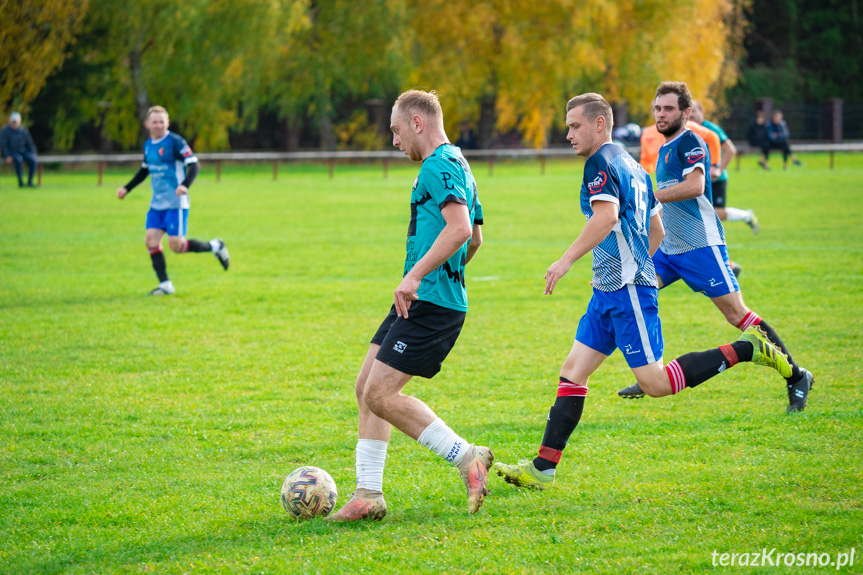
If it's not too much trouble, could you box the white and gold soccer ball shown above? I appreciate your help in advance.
[280,466,338,519]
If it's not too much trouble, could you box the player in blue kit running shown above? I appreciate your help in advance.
[327,90,492,522]
[117,106,229,295]
[493,93,792,490]
[617,82,813,413]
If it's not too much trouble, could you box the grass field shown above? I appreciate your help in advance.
[2,153,862,574]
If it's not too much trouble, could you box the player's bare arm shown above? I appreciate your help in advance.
[545,200,618,295]
[654,168,705,204]
[718,138,736,173]
[648,211,664,256]
[465,223,483,264]
[394,201,472,318]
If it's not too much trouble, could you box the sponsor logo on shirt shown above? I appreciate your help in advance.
[685,147,705,163]
[588,171,608,194]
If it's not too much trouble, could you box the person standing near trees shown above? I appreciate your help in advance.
[1,112,38,188]
[116,106,229,295]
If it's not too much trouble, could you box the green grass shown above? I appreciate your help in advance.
[2,154,862,574]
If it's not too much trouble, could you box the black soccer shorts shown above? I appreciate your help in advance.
[371,300,466,379]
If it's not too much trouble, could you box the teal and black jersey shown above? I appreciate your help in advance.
[405,144,482,312]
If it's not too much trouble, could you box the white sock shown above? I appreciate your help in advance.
[724,207,750,222]
[159,280,175,293]
[208,239,219,253]
[355,439,387,492]
[417,417,470,466]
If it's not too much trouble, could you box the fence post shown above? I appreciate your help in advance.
[329,158,335,179]
[488,156,494,177]
[383,157,388,179]
[273,161,278,181]
[216,160,222,182]
[98,162,104,186]
[37,163,43,186]
[540,154,546,175]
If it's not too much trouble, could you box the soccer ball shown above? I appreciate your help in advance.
[280,466,338,519]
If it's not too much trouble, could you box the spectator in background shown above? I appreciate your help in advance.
[765,110,803,170]
[1,112,38,187]
[746,110,770,170]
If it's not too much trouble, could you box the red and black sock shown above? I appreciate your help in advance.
[738,312,802,383]
[666,341,752,393]
[149,246,168,283]
[183,238,212,253]
[533,377,587,472]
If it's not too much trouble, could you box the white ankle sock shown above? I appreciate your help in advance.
[724,207,750,222]
[355,439,387,492]
[417,417,470,466]
[159,280,175,293]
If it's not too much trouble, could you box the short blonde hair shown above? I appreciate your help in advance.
[394,90,442,122]
[146,106,169,120]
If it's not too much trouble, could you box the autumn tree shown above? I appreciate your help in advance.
[0,0,89,117]
[406,0,747,147]
[260,0,409,150]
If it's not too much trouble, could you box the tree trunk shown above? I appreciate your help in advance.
[478,94,496,149]
[319,113,336,151]
[129,41,150,125]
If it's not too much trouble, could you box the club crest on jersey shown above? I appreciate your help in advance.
[685,147,705,163]
[588,171,608,194]
[664,151,670,164]
[158,147,164,156]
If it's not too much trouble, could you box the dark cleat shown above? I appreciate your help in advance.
[786,368,814,413]
[618,382,645,399]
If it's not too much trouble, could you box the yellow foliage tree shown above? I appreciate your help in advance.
[0,0,89,116]
[406,0,747,147]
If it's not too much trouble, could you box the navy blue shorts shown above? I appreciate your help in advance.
[146,208,189,237]
[653,245,740,297]
[371,301,466,379]
[575,284,663,368]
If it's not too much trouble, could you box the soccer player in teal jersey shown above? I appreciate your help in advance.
[117,106,229,295]
[690,100,759,235]
[493,93,793,491]
[618,82,813,413]
[328,90,492,522]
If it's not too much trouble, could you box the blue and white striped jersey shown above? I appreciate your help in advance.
[580,142,660,292]
[141,131,198,210]
[655,129,725,255]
